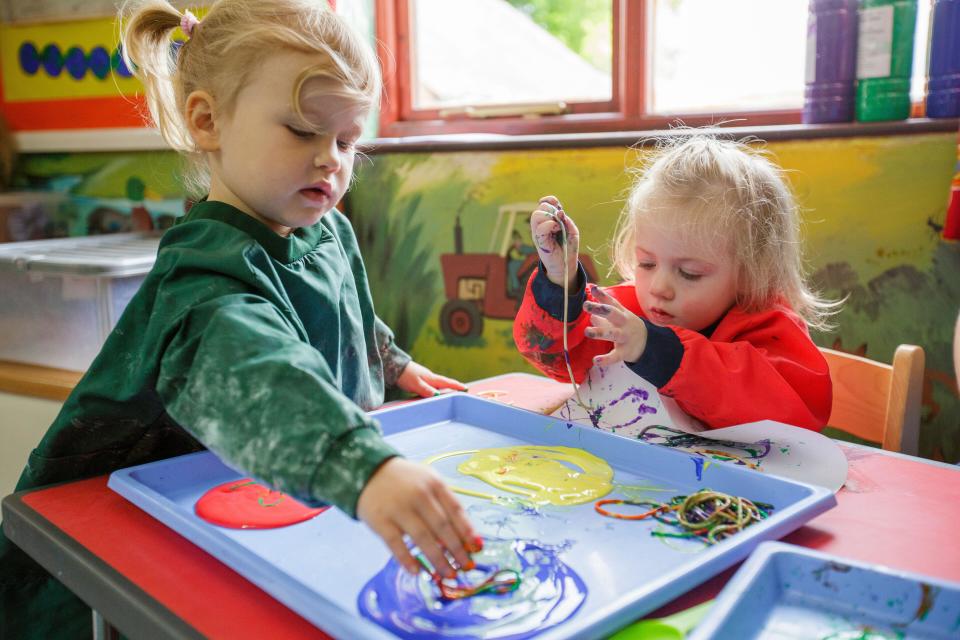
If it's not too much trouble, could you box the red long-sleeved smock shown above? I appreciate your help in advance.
[513,265,832,431]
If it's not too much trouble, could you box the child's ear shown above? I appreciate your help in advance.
[184,90,220,152]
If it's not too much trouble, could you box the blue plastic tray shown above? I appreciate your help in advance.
[690,541,960,639]
[109,393,836,639]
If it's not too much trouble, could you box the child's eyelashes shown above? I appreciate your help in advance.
[637,262,703,281]
[337,139,357,152]
[285,124,315,139]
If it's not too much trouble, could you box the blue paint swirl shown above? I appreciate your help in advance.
[357,538,587,639]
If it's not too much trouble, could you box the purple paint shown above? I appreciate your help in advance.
[357,538,587,639]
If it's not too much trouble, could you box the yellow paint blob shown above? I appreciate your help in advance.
[425,446,614,506]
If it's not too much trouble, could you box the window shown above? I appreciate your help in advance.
[375,0,932,137]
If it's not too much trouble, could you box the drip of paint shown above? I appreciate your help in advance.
[194,478,328,529]
[357,538,587,639]
[427,446,614,506]
[691,456,705,481]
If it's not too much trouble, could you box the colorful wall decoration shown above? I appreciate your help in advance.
[0,16,186,130]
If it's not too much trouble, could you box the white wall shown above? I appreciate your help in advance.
[0,392,61,518]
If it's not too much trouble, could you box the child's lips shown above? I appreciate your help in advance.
[649,307,673,322]
[299,186,330,202]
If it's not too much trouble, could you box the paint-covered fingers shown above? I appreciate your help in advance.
[584,300,627,327]
[593,348,624,368]
[403,513,458,578]
[419,493,474,573]
[584,325,628,344]
[588,284,625,310]
[434,481,479,554]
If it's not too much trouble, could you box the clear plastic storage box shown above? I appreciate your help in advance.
[0,233,160,371]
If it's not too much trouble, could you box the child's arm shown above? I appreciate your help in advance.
[582,289,831,430]
[157,295,476,575]
[659,318,831,431]
[374,316,466,396]
[513,197,611,382]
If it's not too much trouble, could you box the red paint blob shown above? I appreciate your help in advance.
[194,478,329,529]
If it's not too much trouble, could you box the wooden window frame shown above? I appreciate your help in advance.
[375,0,802,138]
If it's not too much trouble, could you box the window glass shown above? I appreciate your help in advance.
[410,0,613,111]
[649,0,807,115]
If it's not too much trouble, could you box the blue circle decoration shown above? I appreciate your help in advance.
[19,42,40,75]
[111,47,133,78]
[64,47,86,80]
[41,44,62,77]
[88,46,110,80]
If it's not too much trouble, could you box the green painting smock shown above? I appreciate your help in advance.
[0,200,410,639]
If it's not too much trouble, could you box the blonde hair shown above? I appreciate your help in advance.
[611,134,839,331]
[120,0,380,195]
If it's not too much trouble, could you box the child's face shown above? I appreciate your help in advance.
[632,222,738,331]
[210,50,367,236]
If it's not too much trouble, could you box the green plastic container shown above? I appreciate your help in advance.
[855,0,918,121]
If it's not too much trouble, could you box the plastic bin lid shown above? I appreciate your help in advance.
[0,232,161,276]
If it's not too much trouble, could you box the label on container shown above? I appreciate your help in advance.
[806,14,817,84]
[857,4,894,79]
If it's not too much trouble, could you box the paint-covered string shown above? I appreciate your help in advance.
[637,425,771,470]
[594,489,773,545]
[416,555,521,600]
[545,207,589,411]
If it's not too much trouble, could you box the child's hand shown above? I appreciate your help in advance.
[530,196,580,288]
[583,284,649,365]
[397,361,467,397]
[357,457,480,579]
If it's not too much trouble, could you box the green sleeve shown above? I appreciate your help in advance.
[156,293,398,518]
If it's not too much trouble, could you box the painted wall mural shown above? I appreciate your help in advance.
[5,133,959,462]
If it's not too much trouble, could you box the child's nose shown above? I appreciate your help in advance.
[312,140,342,172]
[649,271,674,300]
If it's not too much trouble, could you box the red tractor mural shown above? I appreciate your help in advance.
[439,203,599,341]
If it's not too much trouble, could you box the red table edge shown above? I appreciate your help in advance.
[2,490,204,640]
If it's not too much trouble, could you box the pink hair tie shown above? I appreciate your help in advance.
[181,10,200,38]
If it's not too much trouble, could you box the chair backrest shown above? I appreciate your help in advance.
[820,344,925,455]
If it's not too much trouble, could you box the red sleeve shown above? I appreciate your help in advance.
[513,267,639,383]
[661,307,832,431]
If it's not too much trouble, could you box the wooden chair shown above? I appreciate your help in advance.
[820,345,925,455]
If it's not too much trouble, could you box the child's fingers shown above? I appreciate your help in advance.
[434,483,478,552]
[378,522,421,575]
[585,326,629,343]
[418,495,472,571]
[409,378,437,398]
[428,374,467,391]
[407,515,457,579]
[593,349,623,368]
[538,195,561,209]
[589,284,624,309]
[584,300,614,320]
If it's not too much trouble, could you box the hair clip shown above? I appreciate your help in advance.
[181,9,200,38]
